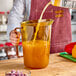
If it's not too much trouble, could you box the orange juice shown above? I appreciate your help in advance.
[22,40,50,69]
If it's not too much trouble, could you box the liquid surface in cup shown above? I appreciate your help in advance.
[22,40,50,69]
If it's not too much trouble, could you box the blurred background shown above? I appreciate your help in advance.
[0,0,23,60]
[0,0,14,43]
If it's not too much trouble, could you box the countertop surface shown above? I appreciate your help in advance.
[0,53,76,76]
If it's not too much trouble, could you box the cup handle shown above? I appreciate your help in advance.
[14,27,22,58]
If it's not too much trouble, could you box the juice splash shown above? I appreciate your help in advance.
[33,1,52,41]
[22,40,50,69]
[54,0,61,6]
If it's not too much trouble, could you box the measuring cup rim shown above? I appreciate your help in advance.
[21,19,54,25]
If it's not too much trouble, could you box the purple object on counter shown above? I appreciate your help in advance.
[29,0,72,53]
[11,70,16,73]
[6,70,27,76]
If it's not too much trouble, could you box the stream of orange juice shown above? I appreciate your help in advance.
[22,40,50,69]
[33,1,52,41]
[54,0,61,6]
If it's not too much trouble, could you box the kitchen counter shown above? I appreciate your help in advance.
[0,53,76,76]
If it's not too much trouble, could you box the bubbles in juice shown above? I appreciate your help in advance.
[22,40,50,69]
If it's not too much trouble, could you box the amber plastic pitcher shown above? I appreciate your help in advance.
[20,19,53,69]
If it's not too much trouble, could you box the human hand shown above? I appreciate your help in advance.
[10,30,20,46]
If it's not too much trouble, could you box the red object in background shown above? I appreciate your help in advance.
[0,12,5,14]
[7,11,10,14]
[19,42,22,46]
[5,42,13,47]
[65,42,76,54]
[0,44,4,47]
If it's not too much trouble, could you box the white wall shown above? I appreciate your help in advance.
[0,0,13,12]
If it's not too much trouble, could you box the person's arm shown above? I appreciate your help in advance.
[7,0,25,41]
